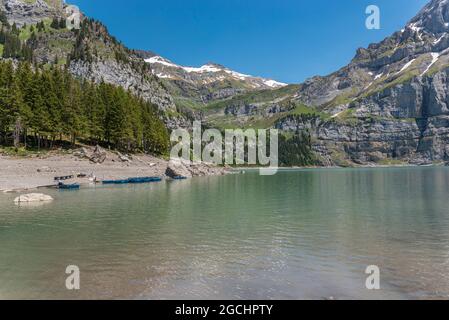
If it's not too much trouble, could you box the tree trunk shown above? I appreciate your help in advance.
[24,128,27,149]
[13,118,21,148]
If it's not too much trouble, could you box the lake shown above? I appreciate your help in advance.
[1,167,449,299]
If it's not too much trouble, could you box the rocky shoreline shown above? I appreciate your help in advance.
[2,144,447,193]
[0,146,230,192]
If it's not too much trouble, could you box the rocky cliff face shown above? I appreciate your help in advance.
[68,60,175,112]
[1,0,63,26]
[294,0,449,111]
[210,0,449,166]
[275,60,449,166]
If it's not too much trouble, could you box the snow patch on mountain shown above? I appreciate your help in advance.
[144,56,287,88]
[263,79,288,88]
[145,56,178,68]
[183,64,222,73]
[421,52,441,76]
[434,34,446,44]
[397,58,416,74]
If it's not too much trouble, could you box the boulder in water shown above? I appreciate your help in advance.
[166,159,192,178]
[14,193,54,203]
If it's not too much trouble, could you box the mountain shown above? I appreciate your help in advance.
[203,0,449,166]
[1,0,180,123]
[293,0,449,111]
[0,1,171,154]
[3,0,449,166]
[144,54,286,90]
[137,51,287,111]
[296,0,449,166]
[0,1,287,127]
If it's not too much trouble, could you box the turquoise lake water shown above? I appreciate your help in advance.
[1,167,449,299]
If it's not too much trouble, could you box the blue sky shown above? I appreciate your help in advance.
[68,0,429,84]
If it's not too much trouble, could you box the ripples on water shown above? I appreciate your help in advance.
[1,167,449,299]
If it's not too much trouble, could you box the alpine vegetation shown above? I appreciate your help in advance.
[170,121,279,175]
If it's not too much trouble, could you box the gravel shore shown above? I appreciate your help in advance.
[0,147,229,192]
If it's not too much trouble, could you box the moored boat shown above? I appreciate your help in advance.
[102,177,162,185]
[128,177,162,183]
[102,179,129,185]
[58,182,80,190]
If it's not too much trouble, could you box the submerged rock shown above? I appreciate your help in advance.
[14,193,54,203]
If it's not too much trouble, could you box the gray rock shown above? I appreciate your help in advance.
[69,60,176,112]
[73,147,89,159]
[2,0,63,27]
[165,159,229,178]
[117,152,131,163]
[37,166,55,173]
[166,159,193,178]
[89,145,107,164]
[14,193,53,203]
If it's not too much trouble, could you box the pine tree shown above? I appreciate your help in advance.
[11,23,18,35]
[0,59,169,154]
[8,76,26,147]
[15,62,34,146]
[0,10,9,27]
[36,21,45,33]
[0,61,13,143]
[50,18,59,29]
[59,17,66,29]
[82,80,104,143]
[0,27,6,44]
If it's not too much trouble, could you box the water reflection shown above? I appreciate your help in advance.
[0,167,448,299]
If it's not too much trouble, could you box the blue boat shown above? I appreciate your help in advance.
[102,179,129,185]
[173,176,187,180]
[114,180,130,184]
[102,177,162,185]
[128,177,162,183]
[58,182,80,190]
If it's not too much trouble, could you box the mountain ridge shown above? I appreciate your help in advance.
[201,0,449,166]
[1,0,185,127]
[144,54,287,89]
[140,51,288,110]
[3,0,449,166]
